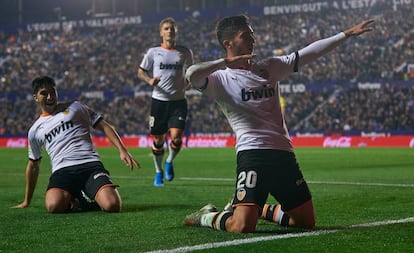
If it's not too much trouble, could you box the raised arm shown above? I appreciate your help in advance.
[12,159,40,208]
[298,19,374,67]
[95,119,140,170]
[343,19,375,37]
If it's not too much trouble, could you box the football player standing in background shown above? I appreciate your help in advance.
[13,76,140,213]
[137,17,193,187]
[184,15,374,232]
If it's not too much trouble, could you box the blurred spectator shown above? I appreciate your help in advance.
[1,4,413,136]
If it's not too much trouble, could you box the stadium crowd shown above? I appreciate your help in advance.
[0,3,413,136]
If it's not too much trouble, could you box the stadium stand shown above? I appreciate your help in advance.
[0,2,413,136]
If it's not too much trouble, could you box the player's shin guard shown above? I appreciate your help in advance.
[201,211,232,231]
[262,204,290,227]
[170,139,182,151]
[152,141,165,155]
[152,142,164,171]
[167,139,182,162]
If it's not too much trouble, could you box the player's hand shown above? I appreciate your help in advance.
[150,76,161,86]
[12,201,29,209]
[184,83,192,91]
[344,19,374,37]
[120,151,141,171]
[224,54,256,68]
[184,79,192,91]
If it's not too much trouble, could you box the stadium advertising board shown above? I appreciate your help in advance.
[2,0,410,34]
[1,136,413,148]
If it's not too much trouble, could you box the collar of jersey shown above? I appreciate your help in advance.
[160,43,175,50]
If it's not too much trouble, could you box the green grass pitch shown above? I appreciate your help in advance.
[1,147,413,252]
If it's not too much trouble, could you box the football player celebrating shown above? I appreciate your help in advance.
[184,15,374,232]
[137,17,193,186]
[13,76,140,213]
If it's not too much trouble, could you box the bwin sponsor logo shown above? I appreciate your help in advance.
[241,85,276,101]
[45,120,74,143]
[159,62,183,70]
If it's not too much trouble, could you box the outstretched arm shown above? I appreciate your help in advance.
[343,19,375,37]
[298,19,374,67]
[95,119,140,170]
[12,159,40,208]
[185,55,254,89]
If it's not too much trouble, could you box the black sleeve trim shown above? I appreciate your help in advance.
[196,77,209,92]
[293,51,299,72]
[29,157,42,162]
[139,66,149,72]
[92,117,104,129]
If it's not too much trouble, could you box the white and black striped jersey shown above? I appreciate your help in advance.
[139,44,193,101]
[191,32,347,153]
[205,55,296,153]
[28,101,102,173]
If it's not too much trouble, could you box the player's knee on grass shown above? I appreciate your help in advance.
[46,200,69,213]
[45,188,72,213]
[95,187,122,212]
[289,214,315,229]
[100,200,121,213]
[226,217,257,233]
[287,200,316,229]
[226,206,259,233]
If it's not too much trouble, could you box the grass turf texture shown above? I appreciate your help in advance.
[1,147,413,252]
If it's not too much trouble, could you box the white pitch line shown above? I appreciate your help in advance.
[178,177,414,188]
[143,217,414,253]
[143,230,338,253]
[350,217,414,228]
[2,173,414,188]
[308,180,414,188]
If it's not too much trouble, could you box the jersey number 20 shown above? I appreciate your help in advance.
[237,170,257,189]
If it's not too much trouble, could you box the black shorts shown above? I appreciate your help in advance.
[47,161,118,200]
[232,149,312,212]
[149,98,187,135]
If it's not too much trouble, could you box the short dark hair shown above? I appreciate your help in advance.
[32,76,56,94]
[216,15,250,49]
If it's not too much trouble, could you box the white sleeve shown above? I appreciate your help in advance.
[28,129,43,161]
[298,32,347,67]
[78,102,102,128]
[185,59,226,91]
[139,48,153,71]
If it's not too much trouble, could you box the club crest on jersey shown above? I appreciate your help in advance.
[236,188,247,201]
[45,120,74,143]
[241,84,276,101]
